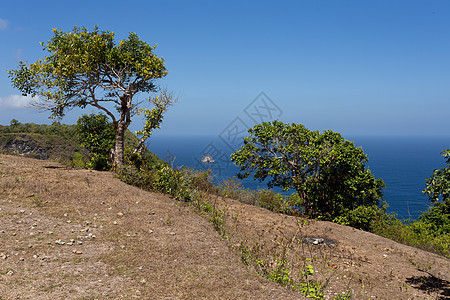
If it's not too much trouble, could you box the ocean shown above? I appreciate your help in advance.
[147,135,449,220]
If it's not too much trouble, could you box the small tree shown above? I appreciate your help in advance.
[231,120,384,219]
[8,26,174,167]
[422,149,450,233]
[424,149,450,205]
[133,87,177,154]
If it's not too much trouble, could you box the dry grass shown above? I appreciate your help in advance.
[1,154,449,299]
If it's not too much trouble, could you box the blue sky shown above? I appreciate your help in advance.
[1,1,450,137]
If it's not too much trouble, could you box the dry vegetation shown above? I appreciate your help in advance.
[0,154,449,299]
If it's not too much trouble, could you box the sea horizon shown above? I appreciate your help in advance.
[147,134,449,220]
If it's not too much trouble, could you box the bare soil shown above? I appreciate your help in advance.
[0,154,449,299]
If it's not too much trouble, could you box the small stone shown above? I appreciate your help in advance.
[113,221,118,225]
[170,232,176,235]
[148,229,153,234]
[138,266,144,270]
[28,244,33,248]
[117,212,123,216]
[7,270,13,276]
[78,241,83,245]
[19,257,24,261]
[20,210,25,213]
[140,279,146,285]
[72,250,82,254]
[64,213,68,217]
[66,220,71,223]
[120,245,126,249]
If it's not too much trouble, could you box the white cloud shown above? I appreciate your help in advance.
[14,48,23,61]
[0,94,37,108]
[0,18,9,30]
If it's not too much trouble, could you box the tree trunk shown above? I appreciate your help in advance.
[113,121,126,167]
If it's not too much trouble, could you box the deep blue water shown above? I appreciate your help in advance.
[147,135,449,220]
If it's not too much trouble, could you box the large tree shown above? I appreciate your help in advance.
[8,26,170,167]
[231,120,385,219]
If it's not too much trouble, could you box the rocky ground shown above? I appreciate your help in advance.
[0,154,449,299]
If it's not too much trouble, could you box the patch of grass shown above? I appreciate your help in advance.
[371,215,450,258]
[235,224,352,299]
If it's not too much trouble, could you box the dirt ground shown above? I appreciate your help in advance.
[0,154,449,299]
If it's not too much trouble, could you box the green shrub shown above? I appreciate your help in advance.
[70,152,86,168]
[252,189,296,214]
[75,113,115,171]
[116,165,157,190]
[154,166,191,201]
[333,205,385,231]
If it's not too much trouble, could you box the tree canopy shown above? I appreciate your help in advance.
[231,120,385,219]
[8,26,172,167]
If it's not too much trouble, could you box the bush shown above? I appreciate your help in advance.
[116,165,158,190]
[182,168,217,193]
[333,205,386,231]
[218,178,253,204]
[154,166,191,201]
[75,113,115,171]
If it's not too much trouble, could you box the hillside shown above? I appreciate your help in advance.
[0,154,449,299]
[0,122,163,167]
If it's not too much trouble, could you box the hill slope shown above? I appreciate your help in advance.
[0,155,449,299]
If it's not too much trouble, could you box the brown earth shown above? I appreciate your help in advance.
[0,154,449,299]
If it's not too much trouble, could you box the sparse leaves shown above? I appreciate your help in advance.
[423,149,450,205]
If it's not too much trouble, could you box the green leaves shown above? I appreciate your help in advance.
[423,149,450,205]
[8,25,167,119]
[75,113,115,170]
[231,120,384,219]
[8,26,171,167]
